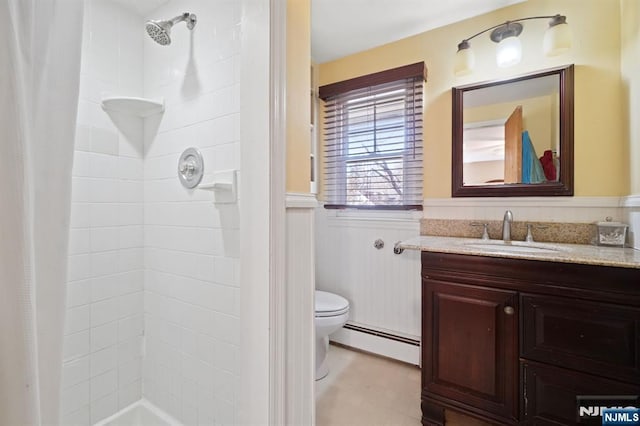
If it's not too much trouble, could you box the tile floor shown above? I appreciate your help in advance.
[315,344,491,426]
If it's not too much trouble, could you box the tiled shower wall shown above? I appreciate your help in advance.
[141,0,241,424]
[64,0,242,424]
[63,0,145,424]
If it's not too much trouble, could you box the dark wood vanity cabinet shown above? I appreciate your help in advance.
[423,280,519,423]
[421,251,640,426]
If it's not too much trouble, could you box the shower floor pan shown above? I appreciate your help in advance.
[94,399,181,426]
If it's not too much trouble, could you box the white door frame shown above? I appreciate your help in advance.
[237,0,285,423]
[269,1,317,424]
[239,0,312,423]
[269,0,288,424]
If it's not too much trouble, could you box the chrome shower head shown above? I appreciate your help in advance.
[146,20,172,45]
[146,12,197,46]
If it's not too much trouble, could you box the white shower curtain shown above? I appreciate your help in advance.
[0,0,84,424]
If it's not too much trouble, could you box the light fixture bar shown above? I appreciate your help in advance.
[458,14,565,44]
[490,22,522,43]
[454,14,571,76]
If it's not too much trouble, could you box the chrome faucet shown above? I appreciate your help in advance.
[502,210,513,242]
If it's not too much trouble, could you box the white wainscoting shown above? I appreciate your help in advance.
[424,196,639,249]
[423,196,624,222]
[315,207,422,364]
[285,193,317,425]
[623,195,640,249]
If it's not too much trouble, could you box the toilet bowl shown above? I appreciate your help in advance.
[315,290,350,380]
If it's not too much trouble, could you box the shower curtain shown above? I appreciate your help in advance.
[0,0,84,424]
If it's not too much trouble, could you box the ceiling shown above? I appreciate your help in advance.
[312,0,524,63]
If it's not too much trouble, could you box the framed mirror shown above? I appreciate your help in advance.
[452,64,574,197]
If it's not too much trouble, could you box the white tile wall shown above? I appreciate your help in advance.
[141,0,241,424]
[63,0,145,424]
[65,1,243,424]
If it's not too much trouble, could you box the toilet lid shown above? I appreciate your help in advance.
[315,291,349,317]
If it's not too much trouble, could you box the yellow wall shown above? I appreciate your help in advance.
[464,94,559,155]
[319,0,628,197]
[286,0,311,193]
[621,0,640,195]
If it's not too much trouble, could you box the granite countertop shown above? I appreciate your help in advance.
[398,236,640,269]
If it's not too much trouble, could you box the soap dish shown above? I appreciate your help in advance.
[595,221,628,247]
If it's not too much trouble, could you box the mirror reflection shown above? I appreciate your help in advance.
[462,74,560,186]
[452,65,573,197]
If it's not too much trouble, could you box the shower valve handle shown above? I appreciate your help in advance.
[180,161,197,176]
[177,147,204,189]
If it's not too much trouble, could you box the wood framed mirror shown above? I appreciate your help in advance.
[452,64,574,197]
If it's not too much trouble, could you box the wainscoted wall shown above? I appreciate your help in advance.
[142,1,241,424]
[315,207,421,364]
[285,194,316,425]
[63,1,145,423]
[425,196,637,248]
[315,196,639,367]
[623,196,640,249]
[423,197,624,222]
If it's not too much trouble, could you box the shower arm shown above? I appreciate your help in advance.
[169,13,197,29]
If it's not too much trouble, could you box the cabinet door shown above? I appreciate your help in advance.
[423,279,519,420]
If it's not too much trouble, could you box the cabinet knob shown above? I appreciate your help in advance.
[504,306,515,315]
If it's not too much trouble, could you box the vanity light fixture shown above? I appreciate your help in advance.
[454,14,572,76]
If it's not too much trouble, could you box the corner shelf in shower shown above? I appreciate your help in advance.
[101,96,165,117]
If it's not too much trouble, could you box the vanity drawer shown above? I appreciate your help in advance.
[521,294,640,383]
[520,360,640,425]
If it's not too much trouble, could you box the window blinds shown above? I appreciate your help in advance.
[319,62,426,209]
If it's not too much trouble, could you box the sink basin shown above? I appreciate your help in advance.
[462,240,566,254]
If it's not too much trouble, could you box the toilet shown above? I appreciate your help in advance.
[315,290,350,380]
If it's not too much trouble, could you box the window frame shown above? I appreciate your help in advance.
[319,62,426,210]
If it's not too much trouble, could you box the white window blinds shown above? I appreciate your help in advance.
[319,62,426,209]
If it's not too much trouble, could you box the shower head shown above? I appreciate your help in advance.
[145,20,171,45]
[146,12,197,46]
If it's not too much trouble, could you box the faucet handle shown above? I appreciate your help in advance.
[525,223,548,242]
[471,222,490,240]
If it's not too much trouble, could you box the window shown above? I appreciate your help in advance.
[319,62,425,209]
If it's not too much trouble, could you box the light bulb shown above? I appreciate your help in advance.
[496,36,522,68]
[544,22,572,56]
[454,42,475,76]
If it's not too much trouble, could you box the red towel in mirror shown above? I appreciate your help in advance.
[539,150,556,181]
